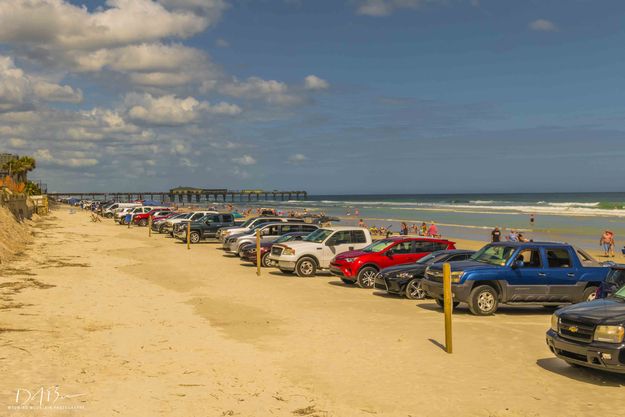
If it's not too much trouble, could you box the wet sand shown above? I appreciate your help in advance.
[0,208,623,417]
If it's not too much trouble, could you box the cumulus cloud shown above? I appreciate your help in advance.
[288,153,308,164]
[124,93,241,126]
[354,0,428,16]
[232,155,256,166]
[0,55,82,112]
[0,0,212,50]
[304,75,329,91]
[219,77,302,105]
[529,19,558,32]
[34,148,99,168]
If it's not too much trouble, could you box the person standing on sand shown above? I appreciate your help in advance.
[427,222,439,237]
[400,222,409,235]
[600,230,615,257]
[530,214,535,226]
[420,222,427,236]
[412,223,419,234]
[358,219,366,228]
[491,227,501,242]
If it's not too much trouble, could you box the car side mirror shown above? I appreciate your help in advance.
[512,260,524,269]
[386,250,394,257]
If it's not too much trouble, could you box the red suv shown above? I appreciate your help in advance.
[330,237,456,288]
[133,208,172,226]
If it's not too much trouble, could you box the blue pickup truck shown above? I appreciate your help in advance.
[421,242,610,315]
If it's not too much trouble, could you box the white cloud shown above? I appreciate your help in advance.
[0,55,82,112]
[529,19,558,32]
[125,93,241,126]
[232,155,256,166]
[304,75,329,91]
[288,153,308,164]
[0,0,212,50]
[219,77,302,105]
[355,0,427,16]
[215,38,230,48]
[34,148,98,168]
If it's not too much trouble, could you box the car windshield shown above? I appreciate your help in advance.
[471,245,517,266]
[303,229,334,243]
[361,239,394,253]
[607,269,625,286]
[240,218,254,227]
[614,285,625,299]
[275,234,297,244]
[417,252,446,264]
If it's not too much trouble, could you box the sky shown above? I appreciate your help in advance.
[0,0,624,195]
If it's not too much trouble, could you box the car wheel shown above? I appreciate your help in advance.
[295,257,317,277]
[340,278,355,285]
[189,231,201,244]
[468,285,499,315]
[582,286,598,303]
[261,252,274,267]
[435,298,459,308]
[357,267,378,288]
[405,278,426,300]
[279,269,294,275]
[139,218,148,227]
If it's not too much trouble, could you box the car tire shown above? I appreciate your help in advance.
[468,285,499,315]
[295,257,317,277]
[357,266,378,288]
[261,252,274,267]
[189,231,201,244]
[279,269,294,275]
[435,298,459,309]
[582,286,598,303]
[139,218,148,227]
[405,278,426,300]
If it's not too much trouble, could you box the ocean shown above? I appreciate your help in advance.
[247,193,625,252]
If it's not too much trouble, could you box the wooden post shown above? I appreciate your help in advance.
[256,230,261,276]
[443,262,453,354]
[187,221,191,250]
[148,215,152,237]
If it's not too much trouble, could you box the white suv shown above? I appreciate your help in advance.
[268,226,372,277]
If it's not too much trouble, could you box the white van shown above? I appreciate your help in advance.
[103,202,141,218]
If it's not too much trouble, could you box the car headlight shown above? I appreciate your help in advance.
[594,325,625,343]
[397,272,413,279]
[283,247,295,255]
[550,314,559,332]
[450,271,464,283]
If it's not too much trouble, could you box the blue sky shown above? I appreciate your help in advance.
[0,0,624,194]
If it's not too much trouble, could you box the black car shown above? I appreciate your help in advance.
[546,286,625,374]
[374,250,475,299]
[597,264,625,299]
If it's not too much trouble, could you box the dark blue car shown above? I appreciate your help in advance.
[421,242,610,315]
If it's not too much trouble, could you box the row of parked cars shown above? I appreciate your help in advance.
[91,203,625,375]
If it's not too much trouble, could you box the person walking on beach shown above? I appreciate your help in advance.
[491,227,501,242]
[400,222,409,235]
[427,221,439,237]
[507,230,519,242]
[358,219,366,228]
[600,230,615,257]
[420,222,427,236]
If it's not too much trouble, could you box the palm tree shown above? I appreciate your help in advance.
[1,156,37,183]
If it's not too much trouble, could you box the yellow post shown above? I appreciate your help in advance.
[256,229,261,276]
[443,262,453,354]
[187,221,191,250]
[148,215,152,237]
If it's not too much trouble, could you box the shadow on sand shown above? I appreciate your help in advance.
[416,303,555,316]
[536,358,625,387]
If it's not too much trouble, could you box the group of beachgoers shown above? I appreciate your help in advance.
[356,219,441,238]
[490,226,531,243]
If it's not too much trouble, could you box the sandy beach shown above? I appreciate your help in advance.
[1,208,623,417]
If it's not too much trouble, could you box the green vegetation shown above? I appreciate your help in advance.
[1,156,36,183]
